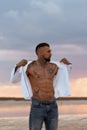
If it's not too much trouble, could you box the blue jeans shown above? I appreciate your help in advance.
[29,98,58,130]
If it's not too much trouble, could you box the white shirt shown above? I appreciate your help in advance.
[10,61,72,100]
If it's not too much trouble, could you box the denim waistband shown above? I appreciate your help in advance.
[31,97,56,105]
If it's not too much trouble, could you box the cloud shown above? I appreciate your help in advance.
[0,77,87,97]
[0,49,35,61]
[51,44,87,59]
[31,0,61,15]
[0,0,87,51]
[70,77,87,97]
[0,83,23,97]
[0,35,4,40]
[4,10,19,19]
[0,0,87,87]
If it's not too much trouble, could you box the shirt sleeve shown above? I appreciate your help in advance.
[66,64,72,74]
[10,65,22,83]
[52,61,71,98]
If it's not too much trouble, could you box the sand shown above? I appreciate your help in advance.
[0,115,87,130]
[0,98,87,130]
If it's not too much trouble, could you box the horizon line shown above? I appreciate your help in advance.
[0,97,87,101]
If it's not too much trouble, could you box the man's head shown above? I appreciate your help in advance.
[35,43,52,62]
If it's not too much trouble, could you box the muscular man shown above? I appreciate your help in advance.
[11,43,72,130]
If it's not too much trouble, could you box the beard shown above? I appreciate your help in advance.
[45,58,51,62]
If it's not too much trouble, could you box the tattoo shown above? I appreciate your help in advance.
[33,71,40,78]
[48,69,54,74]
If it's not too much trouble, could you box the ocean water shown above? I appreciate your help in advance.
[0,100,87,118]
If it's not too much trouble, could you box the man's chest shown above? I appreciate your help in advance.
[29,66,56,79]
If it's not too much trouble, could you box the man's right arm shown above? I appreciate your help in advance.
[15,59,28,73]
[10,59,28,83]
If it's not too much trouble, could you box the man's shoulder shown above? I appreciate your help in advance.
[49,62,58,69]
[27,60,36,69]
[49,62,57,65]
[50,61,58,65]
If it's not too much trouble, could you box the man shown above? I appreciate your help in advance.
[10,43,72,130]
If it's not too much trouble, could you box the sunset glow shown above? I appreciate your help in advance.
[70,78,87,97]
[0,77,87,97]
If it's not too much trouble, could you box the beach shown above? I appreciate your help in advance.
[0,98,87,130]
[0,115,87,130]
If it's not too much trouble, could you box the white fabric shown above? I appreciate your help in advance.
[52,61,71,97]
[10,61,72,100]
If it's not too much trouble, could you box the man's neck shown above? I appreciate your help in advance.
[37,58,48,67]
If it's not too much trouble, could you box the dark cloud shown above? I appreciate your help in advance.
[0,0,87,84]
[0,0,87,50]
[0,0,30,13]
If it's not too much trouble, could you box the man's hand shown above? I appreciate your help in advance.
[16,59,28,67]
[15,59,28,73]
[60,58,72,65]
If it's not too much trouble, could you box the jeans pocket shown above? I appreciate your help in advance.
[32,101,40,108]
[51,102,58,109]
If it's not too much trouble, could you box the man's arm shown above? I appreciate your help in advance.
[10,59,28,83]
[15,59,28,73]
[60,58,72,65]
[60,58,72,73]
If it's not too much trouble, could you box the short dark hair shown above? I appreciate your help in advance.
[35,43,50,54]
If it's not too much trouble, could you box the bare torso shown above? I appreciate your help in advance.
[26,61,58,101]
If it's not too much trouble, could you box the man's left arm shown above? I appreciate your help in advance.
[60,58,72,73]
[60,58,72,65]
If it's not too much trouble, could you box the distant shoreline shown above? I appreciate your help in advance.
[0,97,87,107]
[0,97,87,101]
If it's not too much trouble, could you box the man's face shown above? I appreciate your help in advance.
[43,46,52,62]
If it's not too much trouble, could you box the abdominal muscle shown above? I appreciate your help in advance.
[29,77,54,101]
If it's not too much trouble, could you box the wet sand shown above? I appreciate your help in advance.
[0,98,87,130]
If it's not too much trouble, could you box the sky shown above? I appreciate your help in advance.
[0,0,87,97]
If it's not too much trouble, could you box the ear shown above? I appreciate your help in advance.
[37,48,44,57]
